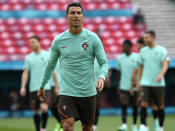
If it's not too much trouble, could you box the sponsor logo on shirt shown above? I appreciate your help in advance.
[82,42,88,51]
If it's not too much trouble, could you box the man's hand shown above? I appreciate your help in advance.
[96,78,104,92]
[20,87,26,97]
[54,87,59,96]
[130,87,134,96]
[37,88,45,102]
[156,74,163,82]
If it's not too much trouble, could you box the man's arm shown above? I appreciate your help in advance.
[38,37,60,101]
[131,68,138,88]
[156,60,169,82]
[136,64,143,92]
[130,68,137,95]
[40,38,60,89]
[105,69,111,88]
[20,69,29,96]
[93,34,109,92]
[52,70,59,96]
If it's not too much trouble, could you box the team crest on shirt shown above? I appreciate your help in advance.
[82,42,88,51]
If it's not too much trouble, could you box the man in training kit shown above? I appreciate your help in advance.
[116,40,139,131]
[137,31,170,131]
[50,59,63,131]
[37,2,109,131]
[131,38,159,131]
[20,36,58,131]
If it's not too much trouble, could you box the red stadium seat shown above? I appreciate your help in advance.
[0,15,145,61]
[0,25,6,32]
[55,18,67,25]
[18,18,30,25]
[99,3,109,10]
[41,38,52,47]
[6,18,17,25]
[0,32,10,39]
[94,17,103,25]
[32,24,45,32]
[1,39,14,47]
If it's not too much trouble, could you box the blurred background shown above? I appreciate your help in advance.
[0,0,175,130]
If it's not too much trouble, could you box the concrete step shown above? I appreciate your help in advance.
[131,0,175,57]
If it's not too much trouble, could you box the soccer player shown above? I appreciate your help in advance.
[20,36,58,131]
[131,38,159,131]
[137,31,170,131]
[37,2,109,131]
[116,40,138,131]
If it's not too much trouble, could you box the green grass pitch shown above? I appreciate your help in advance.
[0,115,174,131]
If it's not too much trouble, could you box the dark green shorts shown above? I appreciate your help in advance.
[58,95,96,124]
[30,90,50,110]
[140,86,165,106]
[119,90,137,106]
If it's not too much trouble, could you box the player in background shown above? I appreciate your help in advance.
[131,38,159,131]
[37,2,109,131]
[20,36,58,131]
[116,40,139,131]
[93,59,111,131]
[137,31,170,131]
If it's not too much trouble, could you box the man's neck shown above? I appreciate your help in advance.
[34,49,41,54]
[149,42,156,48]
[69,26,83,35]
[126,51,131,56]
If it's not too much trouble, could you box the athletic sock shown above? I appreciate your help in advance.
[133,106,138,125]
[140,107,147,125]
[51,107,61,123]
[153,110,158,120]
[93,125,97,131]
[122,105,127,124]
[41,112,48,129]
[158,109,165,127]
[93,107,99,125]
[34,114,40,131]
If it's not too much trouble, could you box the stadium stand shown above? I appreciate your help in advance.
[0,0,145,62]
[131,0,175,57]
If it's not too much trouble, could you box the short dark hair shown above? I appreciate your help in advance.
[123,40,132,46]
[29,35,40,42]
[66,2,83,15]
[137,37,144,45]
[145,30,156,38]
